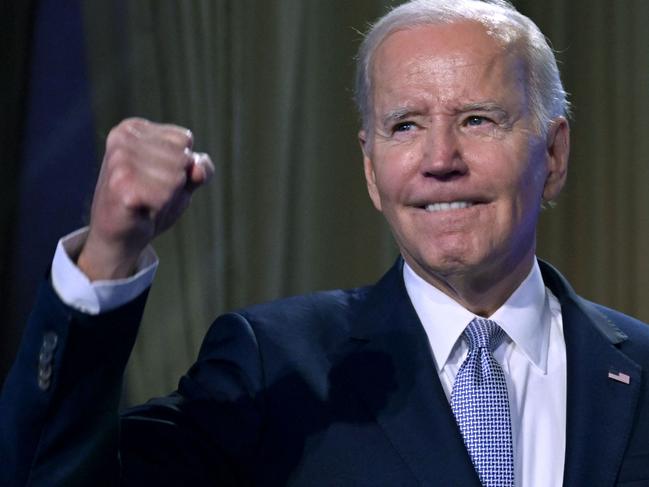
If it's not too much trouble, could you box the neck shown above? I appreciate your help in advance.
[406,251,536,317]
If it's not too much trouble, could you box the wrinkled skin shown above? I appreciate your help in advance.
[360,21,569,316]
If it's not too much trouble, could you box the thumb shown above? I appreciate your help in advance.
[187,152,215,191]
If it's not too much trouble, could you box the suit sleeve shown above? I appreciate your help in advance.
[0,279,148,487]
[0,280,265,487]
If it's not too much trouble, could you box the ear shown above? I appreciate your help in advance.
[359,130,382,211]
[542,117,570,202]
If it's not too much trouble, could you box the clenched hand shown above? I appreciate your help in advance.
[77,118,214,280]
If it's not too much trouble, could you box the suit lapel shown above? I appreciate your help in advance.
[540,262,642,486]
[332,260,481,486]
[336,260,643,485]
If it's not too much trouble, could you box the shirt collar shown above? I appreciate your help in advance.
[403,259,551,374]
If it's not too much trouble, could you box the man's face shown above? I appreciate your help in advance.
[360,21,569,301]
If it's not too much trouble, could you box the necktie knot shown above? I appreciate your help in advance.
[464,317,506,352]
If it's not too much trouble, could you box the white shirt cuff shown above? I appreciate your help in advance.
[51,227,158,315]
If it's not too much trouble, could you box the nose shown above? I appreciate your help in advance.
[420,124,468,180]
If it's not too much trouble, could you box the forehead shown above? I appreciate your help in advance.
[370,21,527,111]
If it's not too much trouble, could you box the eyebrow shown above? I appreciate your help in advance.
[379,102,510,128]
[380,108,425,128]
[457,102,508,117]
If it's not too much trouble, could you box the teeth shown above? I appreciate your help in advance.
[424,201,473,212]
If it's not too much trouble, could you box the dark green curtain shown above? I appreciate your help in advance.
[519,0,649,321]
[79,0,649,404]
[83,0,396,403]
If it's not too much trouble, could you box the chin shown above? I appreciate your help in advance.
[405,250,481,280]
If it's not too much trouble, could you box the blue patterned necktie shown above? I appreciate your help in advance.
[451,318,514,487]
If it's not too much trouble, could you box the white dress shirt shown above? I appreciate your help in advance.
[52,230,566,486]
[403,261,566,487]
[52,228,158,314]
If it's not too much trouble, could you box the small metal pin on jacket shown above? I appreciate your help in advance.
[608,371,631,384]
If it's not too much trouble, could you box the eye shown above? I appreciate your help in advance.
[393,121,416,133]
[464,115,492,127]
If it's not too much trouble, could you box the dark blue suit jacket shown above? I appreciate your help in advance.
[2,260,649,486]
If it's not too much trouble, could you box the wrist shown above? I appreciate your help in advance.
[77,235,142,281]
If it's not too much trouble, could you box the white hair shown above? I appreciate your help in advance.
[354,0,569,134]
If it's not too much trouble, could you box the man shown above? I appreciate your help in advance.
[2,0,649,486]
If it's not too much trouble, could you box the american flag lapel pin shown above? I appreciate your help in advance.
[608,370,631,384]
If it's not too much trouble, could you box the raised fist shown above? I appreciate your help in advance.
[77,118,214,280]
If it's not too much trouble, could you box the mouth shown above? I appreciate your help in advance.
[421,201,476,213]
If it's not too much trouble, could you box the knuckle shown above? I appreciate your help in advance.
[106,126,125,149]
[107,164,135,194]
[182,147,193,165]
[104,146,131,170]
[122,117,149,130]
[182,128,194,148]
[107,119,143,149]
[167,128,193,150]
[118,118,139,133]
[157,123,194,149]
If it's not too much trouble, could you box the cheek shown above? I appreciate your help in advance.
[499,159,547,231]
[374,145,421,200]
[476,138,545,194]
[516,149,548,205]
[374,173,401,208]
